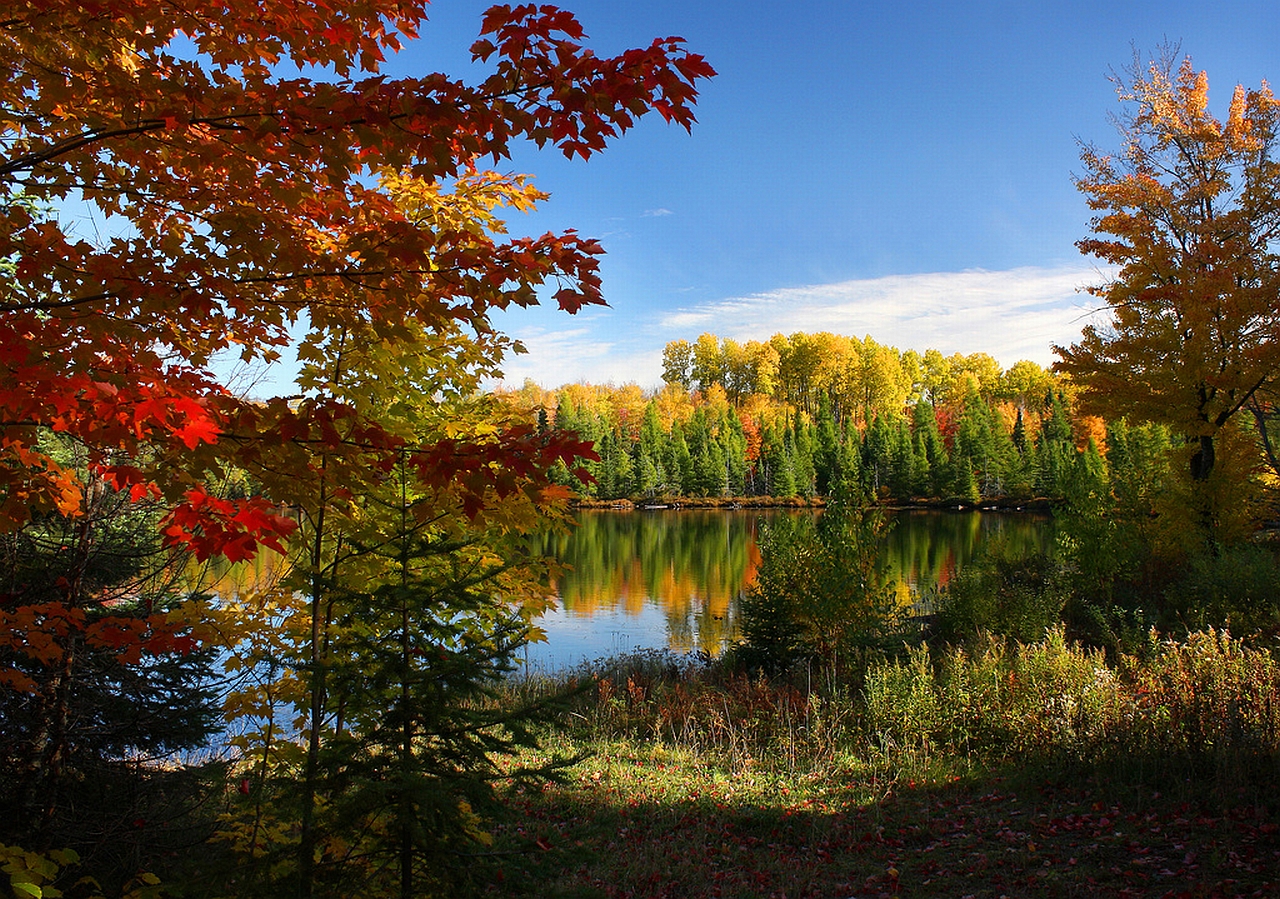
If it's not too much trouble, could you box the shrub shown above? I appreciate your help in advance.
[860,627,1280,772]
[1129,629,1280,757]
[737,498,902,678]
[1163,544,1280,640]
[934,549,1071,645]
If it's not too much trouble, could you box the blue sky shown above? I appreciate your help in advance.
[289,1,1280,392]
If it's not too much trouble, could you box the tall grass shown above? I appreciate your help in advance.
[511,629,1280,792]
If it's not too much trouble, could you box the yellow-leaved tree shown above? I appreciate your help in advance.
[1055,51,1280,542]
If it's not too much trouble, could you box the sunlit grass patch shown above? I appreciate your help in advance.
[490,735,1280,898]
[487,631,1280,897]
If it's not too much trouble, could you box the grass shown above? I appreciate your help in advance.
[484,635,1280,898]
[486,737,1279,898]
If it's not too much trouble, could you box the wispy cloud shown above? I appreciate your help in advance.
[659,266,1110,369]
[493,325,661,389]
[494,265,1113,389]
[642,207,674,217]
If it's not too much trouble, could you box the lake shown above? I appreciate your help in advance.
[521,508,1054,671]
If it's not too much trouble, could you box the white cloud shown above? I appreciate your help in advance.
[492,325,659,389]
[642,207,674,217]
[658,265,1111,369]
[492,265,1114,389]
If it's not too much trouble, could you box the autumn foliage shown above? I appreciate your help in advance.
[1,0,711,541]
[1,2,710,649]
[1056,53,1280,505]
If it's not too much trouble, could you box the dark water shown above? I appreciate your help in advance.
[521,508,1054,670]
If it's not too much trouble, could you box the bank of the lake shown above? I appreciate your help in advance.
[489,630,1280,898]
[572,495,1056,513]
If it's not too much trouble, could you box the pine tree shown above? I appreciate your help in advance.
[888,415,915,500]
[1034,391,1077,499]
[813,394,841,495]
[837,424,863,496]
[719,409,749,496]
[790,411,816,497]
[314,458,569,897]
[862,413,894,496]
[951,386,1016,499]
[634,403,669,498]
[668,423,694,496]
[763,424,796,497]
[910,400,948,497]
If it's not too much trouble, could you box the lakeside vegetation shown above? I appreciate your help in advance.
[481,630,1280,898]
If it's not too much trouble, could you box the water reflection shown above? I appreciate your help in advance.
[525,509,1053,670]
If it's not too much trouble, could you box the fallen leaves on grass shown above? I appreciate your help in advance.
[488,747,1280,899]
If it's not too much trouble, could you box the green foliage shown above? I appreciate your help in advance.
[934,550,1072,645]
[951,383,1016,499]
[1163,544,1280,639]
[1034,391,1077,498]
[1043,417,1280,648]
[535,627,1280,797]
[1129,629,1280,759]
[0,437,219,859]
[314,506,566,896]
[737,496,901,675]
[214,446,577,897]
[543,336,1110,504]
[554,648,856,772]
[1,844,80,899]
[0,843,163,899]
[865,627,1280,770]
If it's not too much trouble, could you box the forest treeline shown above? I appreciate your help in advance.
[503,331,1174,504]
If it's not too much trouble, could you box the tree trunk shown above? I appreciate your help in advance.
[1188,433,1219,551]
[1189,434,1216,482]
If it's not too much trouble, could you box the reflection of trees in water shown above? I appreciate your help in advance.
[189,547,285,599]
[879,511,1054,593]
[533,511,765,655]
[534,510,1053,654]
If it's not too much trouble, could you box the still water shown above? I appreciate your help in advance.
[522,508,1054,671]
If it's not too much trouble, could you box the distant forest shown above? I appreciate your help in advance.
[499,331,1174,504]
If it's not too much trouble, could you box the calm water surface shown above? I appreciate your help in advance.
[522,508,1054,671]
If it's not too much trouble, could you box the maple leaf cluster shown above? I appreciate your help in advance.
[0,0,714,545]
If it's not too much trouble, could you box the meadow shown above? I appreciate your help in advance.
[486,633,1280,898]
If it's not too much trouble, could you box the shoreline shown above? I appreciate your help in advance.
[571,495,1056,513]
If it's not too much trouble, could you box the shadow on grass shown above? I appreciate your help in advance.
[487,749,1280,899]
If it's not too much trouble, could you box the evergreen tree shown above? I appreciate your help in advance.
[837,423,863,496]
[1068,437,1109,500]
[1105,418,1173,513]
[763,423,796,497]
[888,414,915,500]
[667,422,693,496]
[1034,391,1077,499]
[910,400,948,496]
[951,386,1015,499]
[861,412,894,496]
[911,431,932,497]
[1003,407,1035,498]
[720,409,749,496]
[596,426,634,499]
[634,403,669,498]
[951,455,981,504]
[1011,407,1027,453]
[790,411,816,497]
[313,458,568,898]
[813,394,841,495]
